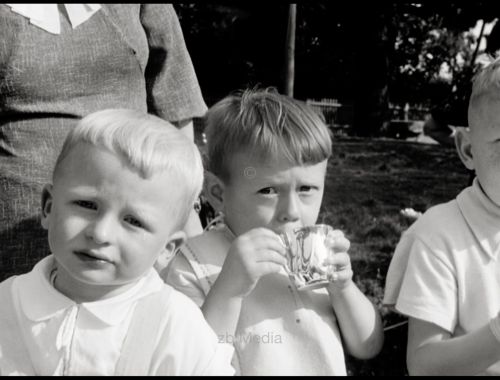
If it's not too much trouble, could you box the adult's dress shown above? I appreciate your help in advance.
[0,4,207,281]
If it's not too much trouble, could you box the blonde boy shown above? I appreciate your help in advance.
[384,57,500,375]
[0,109,234,375]
[163,89,384,375]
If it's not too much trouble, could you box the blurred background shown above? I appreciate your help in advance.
[175,1,500,139]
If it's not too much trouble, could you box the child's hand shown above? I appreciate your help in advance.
[324,229,353,291]
[216,227,287,299]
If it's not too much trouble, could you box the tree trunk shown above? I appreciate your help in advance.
[285,4,297,97]
[471,19,486,66]
[351,4,391,136]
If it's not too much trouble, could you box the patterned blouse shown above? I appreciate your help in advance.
[0,4,207,280]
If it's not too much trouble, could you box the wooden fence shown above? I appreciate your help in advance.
[306,98,354,135]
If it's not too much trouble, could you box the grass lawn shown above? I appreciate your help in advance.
[321,136,469,375]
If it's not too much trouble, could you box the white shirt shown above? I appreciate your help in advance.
[163,224,347,376]
[384,178,500,375]
[5,4,101,34]
[0,255,234,375]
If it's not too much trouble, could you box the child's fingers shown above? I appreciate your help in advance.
[256,234,287,257]
[331,236,350,253]
[323,251,350,267]
[326,229,344,242]
[255,249,288,267]
[326,230,350,253]
[237,229,287,257]
[257,261,287,275]
[328,266,353,283]
[248,227,285,242]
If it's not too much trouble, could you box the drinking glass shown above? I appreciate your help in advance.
[280,224,334,291]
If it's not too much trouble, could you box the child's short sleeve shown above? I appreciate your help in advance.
[392,235,458,333]
[161,253,206,307]
[383,232,414,308]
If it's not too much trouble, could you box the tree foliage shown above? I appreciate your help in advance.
[174,2,500,134]
[388,2,499,126]
[175,4,288,103]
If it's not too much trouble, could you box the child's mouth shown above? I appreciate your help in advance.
[74,250,111,263]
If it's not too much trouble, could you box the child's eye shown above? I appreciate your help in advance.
[258,187,277,195]
[299,186,314,193]
[74,200,97,210]
[124,215,144,228]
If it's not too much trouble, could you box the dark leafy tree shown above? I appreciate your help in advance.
[174,2,500,134]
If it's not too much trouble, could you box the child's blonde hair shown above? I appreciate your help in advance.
[468,55,500,127]
[204,88,332,183]
[53,108,204,229]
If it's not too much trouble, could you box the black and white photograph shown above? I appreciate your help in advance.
[0,2,499,376]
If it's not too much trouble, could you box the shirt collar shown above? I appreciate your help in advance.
[221,223,237,242]
[5,4,101,34]
[206,215,237,242]
[15,255,164,325]
[457,177,500,260]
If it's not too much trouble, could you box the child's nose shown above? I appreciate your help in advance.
[86,215,114,244]
[279,194,301,223]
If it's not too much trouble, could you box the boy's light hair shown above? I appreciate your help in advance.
[205,88,332,183]
[468,54,500,127]
[53,108,204,230]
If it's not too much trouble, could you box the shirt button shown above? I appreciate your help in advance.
[296,318,301,323]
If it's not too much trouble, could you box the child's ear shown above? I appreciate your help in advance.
[155,230,186,273]
[454,127,474,170]
[204,171,225,213]
[40,184,54,230]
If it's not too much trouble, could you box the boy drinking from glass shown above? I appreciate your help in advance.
[163,89,383,375]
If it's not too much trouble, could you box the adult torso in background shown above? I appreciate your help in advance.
[0,4,150,280]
